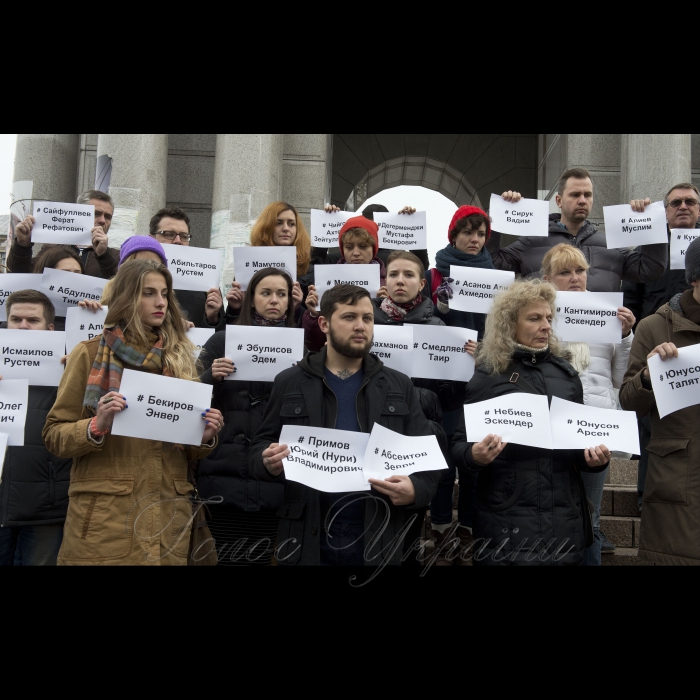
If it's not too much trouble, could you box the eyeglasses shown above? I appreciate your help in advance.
[667,198,699,209]
[156,230,192,242]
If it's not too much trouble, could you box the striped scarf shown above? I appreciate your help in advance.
[380,293,423,322]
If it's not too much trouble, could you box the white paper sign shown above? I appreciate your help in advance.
[187,327,216,359]
[40,268,105,316]
[373,211,428,249]
[489,194,550,237]
[406,324,476,381]
[224,326,304,382]
[310,209,354,247]
[603,201,668,248]
[161,243,223,292]
[362,423,447,483]
[31,201,94,246]
[648,344,700,418]
[670,229,700,270]
[314,264,381,302]
[0,433,9,480]
[279,425,371,493]
[0,379,29,446]
[0,274,42,322]
[370,325,414,376]
[65,306,108,355]
[111,369,212,445]
[448,266,515,314]
[464,393,552,449]
[0,330,66,386]
[233,247,297,291]
[553,291,623,344]
[549,397,640,454]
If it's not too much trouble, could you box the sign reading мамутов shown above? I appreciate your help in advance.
[224,326,304,382]
[232,246,297,291]
[31,201,94,246]
[603,201,668,248]
[448,266,515,314]
[310,209,354,247]
[670,229,700,270]
[370,325,413,376]
[279,425,370,493]
[187,327,215,359]
[314,264,381,302]
[406,324,477,381]
[0,379,29,446]
[648,344,700,418]
[489,194,549,237]
[0,275,42,323]
[111,369,212,445]
[0,330,66,386]
[553,291,623,344]
[40,268,106,316]
[65,306,108,355]
[373,211,427,249]
[161,243,223,293]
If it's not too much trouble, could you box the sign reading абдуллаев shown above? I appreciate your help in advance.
[187,327,215,359]
[0,378,29,446]
[0,274,41,323]
[406,324,477,382]
[279,425,370,493]
[648,344,700,419]
[488,194,550,237]
[313,264,381,302]
[0,330,66,386]
[111,369,213,445]
[670,229,700,270]
[232,246,297,291]
[65,306,108,355]
[447,266,515,315]
[161,243,223,293]
[310,209,354,247]
[373,211,428,250]
[40,268,106,317]
[224,326,304,382]
[31,201,94,246]
[370,325,413,376]
[603,201,668,249]
[553,291,623,344]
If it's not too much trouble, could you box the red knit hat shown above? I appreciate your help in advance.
[339,216,379,257]
[448,205,491,241]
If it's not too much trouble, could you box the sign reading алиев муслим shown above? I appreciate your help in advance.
[310,209,354,247]
[648,343,700,418]
[603,201,668,249]
[161,243,223,293]
[0,330,66,386]
[373,211,427,249]
[31,201,94,246]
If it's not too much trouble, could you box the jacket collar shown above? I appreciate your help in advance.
[548,213,597,243]
[656,300,700,335]
[372,295,436,324]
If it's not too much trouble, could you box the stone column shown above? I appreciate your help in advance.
[96,133,168,245]
[210,134,283,285]
[621,134,691,204]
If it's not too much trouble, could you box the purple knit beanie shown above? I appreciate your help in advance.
[119,235,168,268]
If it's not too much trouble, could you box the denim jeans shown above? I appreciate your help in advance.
[579,466,609,567]
[0,524,64,566]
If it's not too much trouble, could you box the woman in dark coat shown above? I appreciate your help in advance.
[197,267,297,565]
[451,279,611,566]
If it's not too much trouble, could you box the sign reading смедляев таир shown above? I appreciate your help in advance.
[161,243,222,293]
[670,229,700,270]
[648,343,700,419]
[447,266,515,315]
[40,267,106,317]
[65,306,108,355]
[310,209,354,247]
[31,201,94,246]
[488,194,550,237]
[0,274,41,323]
[0,330,66,386]
[373,211,427,250]
[603,200,668,249]
[111,369,213,445]
[232,246,297,291]
[0,378,29,446]
[370,325,413,376]
[313,264,381,302]
[553,291,623,344]
[406,323,477,382]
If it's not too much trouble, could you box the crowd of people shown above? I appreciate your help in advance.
[1,165,698,567]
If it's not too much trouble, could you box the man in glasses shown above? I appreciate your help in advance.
[149,206,225,330]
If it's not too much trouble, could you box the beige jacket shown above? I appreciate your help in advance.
[43,338,215,566]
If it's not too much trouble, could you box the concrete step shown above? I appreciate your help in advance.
[601,547,653,566]
[600,515,642,548]
[601,485,640,518]
[605,458,639,487]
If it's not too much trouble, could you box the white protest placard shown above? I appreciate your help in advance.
[65,306,107,355]
[488,194,550,237]
[31,201,94,246]
[603,201,668,249]
[448,266,515,314]
[232,246,297,291]
[0,330,66,386]
[224,325,304,382]
[553,291,623,344]
[310,209,354,247]
[464,393,552,449]
[370,325,414,376]
[279,425,370,493]
[187,327,216,359]
[314,264,381,302]
[40,268,105,316]
[362,423,447,483]
[407,324,477,381]
[161,243,223,293]
[0,434,8,480]
[373,211,428,250]
[670,229,700,270]
[549,397,640,454]
[0,274,42,322]
[111,369,212,445]
[648,344,700,418]
[0,379,29,446]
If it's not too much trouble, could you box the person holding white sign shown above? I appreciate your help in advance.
[451,279,611,566]
[43,259,224,566]
[542,244,635,564]
[620,236,700,565]
[0,290,73,566]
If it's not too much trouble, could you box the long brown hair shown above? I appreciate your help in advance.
[236,268,296,327]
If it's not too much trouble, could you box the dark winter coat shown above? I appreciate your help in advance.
[249,347,442,566]
[452,348,605,566]
[7,241,120,280]
[175,289,225,331]
[0,386,72,527]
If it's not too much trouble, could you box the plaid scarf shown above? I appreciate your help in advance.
[252,311,287,326]
[380,293,423,322]
[83,325,166,411]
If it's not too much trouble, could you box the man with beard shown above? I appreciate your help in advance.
[250,284,441,566]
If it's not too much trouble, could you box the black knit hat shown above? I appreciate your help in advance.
[685,236,700,285]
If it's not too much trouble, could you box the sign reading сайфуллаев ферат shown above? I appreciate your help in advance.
[31,201,94,246]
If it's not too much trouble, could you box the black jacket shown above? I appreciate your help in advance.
[0,386,72,526]
[452,349,606,566]
[175,289,225,331]
[249,348,442,566]
[195,331,283,511]
[7,241,120,280]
